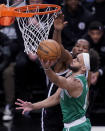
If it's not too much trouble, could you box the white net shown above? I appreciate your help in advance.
[16,6,59,55]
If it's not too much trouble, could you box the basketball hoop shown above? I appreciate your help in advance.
[0,4,61,54]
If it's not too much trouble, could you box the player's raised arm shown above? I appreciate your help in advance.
[53,14,67,51]
[53,14,67,45]
[53,14,72,65]
[40,59,82,98]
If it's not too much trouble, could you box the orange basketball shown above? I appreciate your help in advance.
[37,39,61,61]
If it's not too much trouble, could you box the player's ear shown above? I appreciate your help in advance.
[81,66,86,73]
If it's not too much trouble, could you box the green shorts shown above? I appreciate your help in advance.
[63,119,91,131]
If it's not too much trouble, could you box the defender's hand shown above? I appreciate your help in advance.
[54,14,68,31]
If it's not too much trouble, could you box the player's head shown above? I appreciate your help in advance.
[88,21,104,44]
[65,0,79,11]
[72,39,90,58]
[69,53,88,73]
[69,49,100,73]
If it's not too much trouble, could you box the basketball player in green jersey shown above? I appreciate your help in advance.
[15,49,99,131]
[40,50,99,131]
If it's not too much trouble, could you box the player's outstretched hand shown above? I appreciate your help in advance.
[54,13,68,31]
[15,99,34,114]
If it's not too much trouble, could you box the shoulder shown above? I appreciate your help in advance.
[73,77,83,86]
[67,77,83,98]
[67,77,83,89]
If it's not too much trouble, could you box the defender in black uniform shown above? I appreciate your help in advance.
[42,70,69,131]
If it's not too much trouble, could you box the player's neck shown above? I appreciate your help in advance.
[72,71,84,77]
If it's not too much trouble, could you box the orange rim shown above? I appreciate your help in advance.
[14,4,61,17]
[0,4,15,17]
[0,4,61,17]
[0,16,15,26]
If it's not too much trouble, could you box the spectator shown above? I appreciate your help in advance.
[0,30,15,121]
[61,0,92,51]
[83,21,105,118]
[88,0,105,26]
[0,32,11,72]
[0,0,23,121]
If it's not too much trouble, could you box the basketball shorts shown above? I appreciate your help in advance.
[63,118,91,131]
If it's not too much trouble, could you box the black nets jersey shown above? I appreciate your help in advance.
[42,69,69,130]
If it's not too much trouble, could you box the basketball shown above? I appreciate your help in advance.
[37,39,61,61]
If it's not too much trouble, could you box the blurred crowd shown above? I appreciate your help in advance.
[0,0,105,126]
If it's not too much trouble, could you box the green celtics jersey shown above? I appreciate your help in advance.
[60,74,88,123]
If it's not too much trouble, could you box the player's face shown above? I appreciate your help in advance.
[73,41,89,57]
[88,30,103,44]
[66,0,79,10]
[70,54,85,72]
